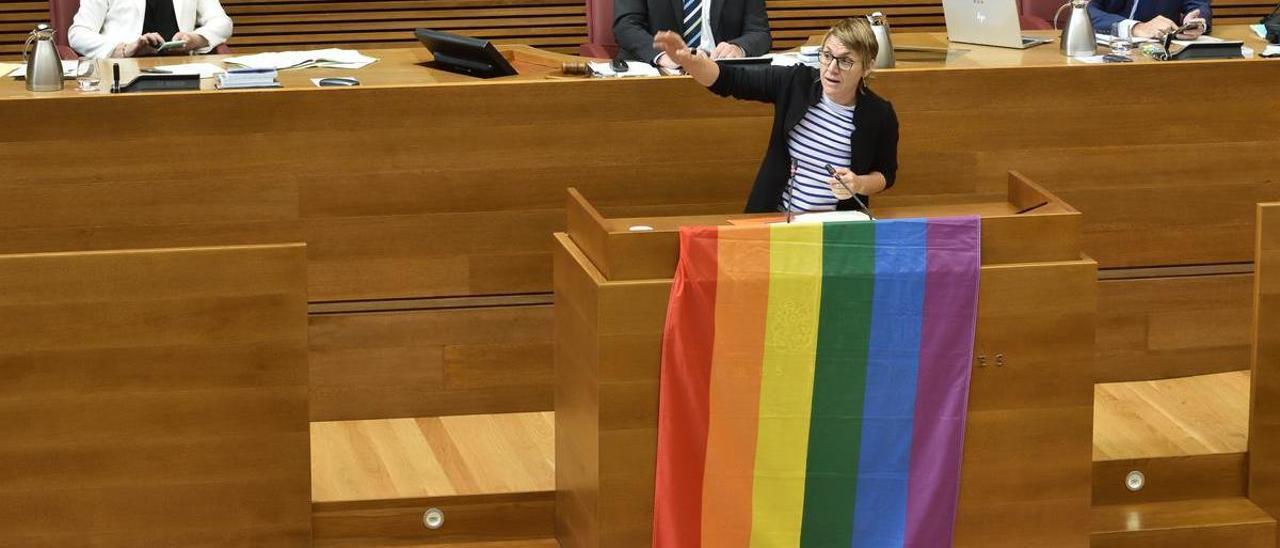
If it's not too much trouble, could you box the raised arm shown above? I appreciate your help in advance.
[653,30,719,85]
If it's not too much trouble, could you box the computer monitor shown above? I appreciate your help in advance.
[414,28,518,79]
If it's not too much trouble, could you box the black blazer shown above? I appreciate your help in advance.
[709,64,899,214]
[613,0,771,63]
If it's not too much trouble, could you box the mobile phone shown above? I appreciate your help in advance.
[156,40,185,53]
[1102,54,1133,63]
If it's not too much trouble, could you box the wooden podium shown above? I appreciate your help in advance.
[553,172,1097,547]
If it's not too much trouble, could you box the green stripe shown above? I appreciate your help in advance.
[799,221,876,547]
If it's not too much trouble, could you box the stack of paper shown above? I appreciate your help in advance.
[0,62,22,77]
[216,67,281,89]
[7,60,84,79]
[223,49,378,70]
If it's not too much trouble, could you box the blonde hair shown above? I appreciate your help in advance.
[821,17,879,72]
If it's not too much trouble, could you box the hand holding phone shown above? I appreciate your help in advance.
[156,40,186,54]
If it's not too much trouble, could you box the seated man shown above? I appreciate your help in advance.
[1088,0,1210,39]
[69,0,233,59]
[613,0,770,68]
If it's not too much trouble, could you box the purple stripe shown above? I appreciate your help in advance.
[903,216,980,547]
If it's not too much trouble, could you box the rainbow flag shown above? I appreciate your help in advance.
[653,217,981,548]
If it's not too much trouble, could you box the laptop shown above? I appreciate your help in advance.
[942,0,1052,49]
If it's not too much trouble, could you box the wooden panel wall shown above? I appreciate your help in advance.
[222,0,587,54]
[0,244,311,546]
[305,270,1251,422]
[1249,203,1280,527]
[1097,273,1254,383]
[7,0,1272,58]
[309,304,553,422]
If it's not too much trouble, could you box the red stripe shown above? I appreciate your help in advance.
[653,226,719,548]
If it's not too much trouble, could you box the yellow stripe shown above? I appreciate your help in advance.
[749,223,824,548]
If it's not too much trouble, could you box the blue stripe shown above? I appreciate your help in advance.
[812,106,854,126]
[793,123,851,151]
[802,115,853,140]
[790,147,846,168]
[790,132,848,158]
[849,219,927,547]
[818,103,855,120]
[781,191,835,211]
[786,189,834,206]
[790,185,835,203]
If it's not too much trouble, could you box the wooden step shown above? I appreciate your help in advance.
[1093,453,1247,505]
[1094,371,1250,461]
[311,412,555,546]
[1092,498,1277,548]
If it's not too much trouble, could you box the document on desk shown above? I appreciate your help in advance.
[1095,33,1155,46]
[587,61,660,77]
[224,49,378,70]
[0,62,20,77]
[153,62,225,78]
[8,60,81,79]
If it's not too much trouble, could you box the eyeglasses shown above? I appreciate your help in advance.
[818,50,858,71]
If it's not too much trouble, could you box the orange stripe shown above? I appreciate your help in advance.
[700,224,772,547]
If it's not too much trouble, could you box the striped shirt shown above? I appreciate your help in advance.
[782,94,856,213]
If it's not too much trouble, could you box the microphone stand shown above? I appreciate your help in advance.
[784,159,797,223]
[832,177,877,220]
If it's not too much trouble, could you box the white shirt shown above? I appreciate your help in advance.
[653,0,716,64]
[69,0,233,59]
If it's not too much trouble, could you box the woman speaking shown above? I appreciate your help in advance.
[653,17,899,213]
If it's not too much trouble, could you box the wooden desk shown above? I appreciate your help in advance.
[1,30,1276,420]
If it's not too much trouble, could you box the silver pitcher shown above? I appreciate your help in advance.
[1056,0,1097,57]
[24,24,64,92]
[867,12,895,69]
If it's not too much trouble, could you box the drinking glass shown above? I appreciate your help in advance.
[75,57,100,91]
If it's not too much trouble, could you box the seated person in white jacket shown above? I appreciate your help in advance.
[69,0,232,59]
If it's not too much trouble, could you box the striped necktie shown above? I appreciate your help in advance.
[682,0,702,48]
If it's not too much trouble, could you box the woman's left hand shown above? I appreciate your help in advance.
[169,32,209,54]
[828,167,859,200]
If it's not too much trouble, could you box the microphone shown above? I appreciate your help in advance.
[825,164,876,220]
[110,63,120,93]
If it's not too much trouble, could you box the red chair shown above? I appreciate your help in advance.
[1021,0,1069,30]
[50,0,231,60]
[580,0,618,58]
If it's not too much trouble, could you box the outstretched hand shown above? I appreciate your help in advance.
[651,30,721,86]
[653,31,699,68]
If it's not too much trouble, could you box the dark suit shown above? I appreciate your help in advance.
[612,0,771,62]
[1088,0,1212,34]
